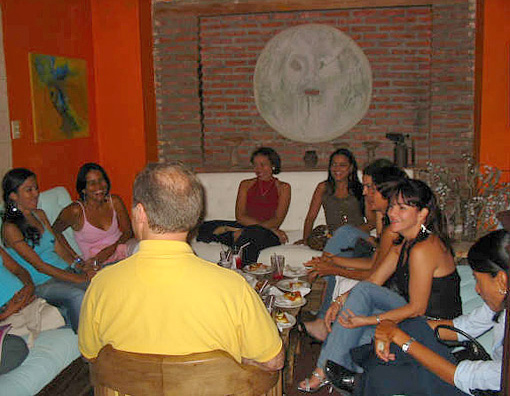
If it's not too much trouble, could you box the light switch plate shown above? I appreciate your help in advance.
[11,120,20,139]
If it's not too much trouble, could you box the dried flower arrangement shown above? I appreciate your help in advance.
[417,154,510,241]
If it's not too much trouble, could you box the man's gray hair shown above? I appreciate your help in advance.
[133,162,204,233]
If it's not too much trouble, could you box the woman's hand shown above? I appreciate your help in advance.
[272,229,288,244]
[305,255,339,279]
[324,295,346,332]
[337,308,372,329]
[0,285,36,320]
[374,320,402,362]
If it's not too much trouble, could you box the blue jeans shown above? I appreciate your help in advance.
[35,279,87,333]
[317,281,407,371]
[316,226,370,318]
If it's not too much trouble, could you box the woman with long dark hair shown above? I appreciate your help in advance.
[53,163,135,267]
[298,148,366,246]
[1,168,94,332]
[298,178,461,392]
[368,229,509,395]
[302,163,406,342]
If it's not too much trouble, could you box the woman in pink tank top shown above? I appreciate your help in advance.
[53,163,135,267]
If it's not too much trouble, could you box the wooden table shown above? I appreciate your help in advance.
[249,272,313,396]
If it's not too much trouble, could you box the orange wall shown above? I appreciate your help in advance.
[90,0,154,208]
[478,0,510,180]
[1,0,99,196]
[1,0,155,205]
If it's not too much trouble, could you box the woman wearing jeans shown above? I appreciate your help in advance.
[1,168,96,332]
[298,178,462,393]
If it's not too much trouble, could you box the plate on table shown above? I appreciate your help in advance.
[276,279,310,292]
[274,311,296,331]
[283,265,308,278]
[243,263,272,275]
[274,292,307,308]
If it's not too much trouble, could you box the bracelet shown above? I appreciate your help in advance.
[332,299,342,306]
[71,257,83,269]
[401,337,415,353]
[376,315,381,324]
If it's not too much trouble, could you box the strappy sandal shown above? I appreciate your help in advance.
[297,371,332,393]
[297,320,323,344]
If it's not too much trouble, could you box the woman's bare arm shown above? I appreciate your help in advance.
[299,183,325,243]
[52,204,83,261]
[2,219,87,284]
[375,320,457,385]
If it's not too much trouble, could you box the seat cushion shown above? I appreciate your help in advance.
[0,328,79,396]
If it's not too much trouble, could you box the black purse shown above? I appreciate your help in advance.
[434,324,499,396]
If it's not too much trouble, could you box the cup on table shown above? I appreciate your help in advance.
[272,254,285,280]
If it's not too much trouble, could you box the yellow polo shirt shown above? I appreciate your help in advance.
[78,240,282,363]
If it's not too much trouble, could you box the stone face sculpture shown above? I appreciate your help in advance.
[254,24,372,143]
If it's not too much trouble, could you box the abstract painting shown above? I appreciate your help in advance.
[29,53,89,142]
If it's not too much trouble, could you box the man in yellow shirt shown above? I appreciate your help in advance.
[78,163,283,371]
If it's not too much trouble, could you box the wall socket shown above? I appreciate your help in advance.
[11,120,21,139]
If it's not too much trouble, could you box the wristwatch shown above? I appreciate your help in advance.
[401,337,415,353]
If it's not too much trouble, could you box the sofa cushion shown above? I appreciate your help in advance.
[0,328,79,396]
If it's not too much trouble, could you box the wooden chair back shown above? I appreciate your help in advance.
[90,345,279,396]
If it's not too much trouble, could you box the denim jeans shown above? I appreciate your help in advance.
[35,279,87,333]
[317,281,407,371]
[316,226,370,318]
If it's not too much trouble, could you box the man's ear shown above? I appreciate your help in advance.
[132,203,147,225]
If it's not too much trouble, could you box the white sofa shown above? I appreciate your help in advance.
[192,171,329,267]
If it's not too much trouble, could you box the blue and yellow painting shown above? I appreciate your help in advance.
[29,53,89,142]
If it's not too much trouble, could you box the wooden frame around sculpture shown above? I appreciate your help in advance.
[155,0,468,16]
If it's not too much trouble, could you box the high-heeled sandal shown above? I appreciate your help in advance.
[297,371,332,393]
[297,320,324,344]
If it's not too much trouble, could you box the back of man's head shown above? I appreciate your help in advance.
[133,162,204,233]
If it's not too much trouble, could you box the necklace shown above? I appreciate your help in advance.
[257,178,276,197]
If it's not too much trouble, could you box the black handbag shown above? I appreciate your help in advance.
[434,324,499,396]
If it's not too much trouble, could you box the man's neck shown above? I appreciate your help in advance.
[143,230,188,242]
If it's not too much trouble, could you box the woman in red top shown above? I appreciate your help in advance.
[197,147,291,264]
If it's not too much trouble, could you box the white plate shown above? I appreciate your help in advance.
[275,312,296,331]
[243,264,272,275]
[276,279,311,292]
[274,295,307,308]
[283,266,308,278]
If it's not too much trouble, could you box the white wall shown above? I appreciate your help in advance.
[0,8,12,181]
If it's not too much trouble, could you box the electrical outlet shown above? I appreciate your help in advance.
[11,120,21,139]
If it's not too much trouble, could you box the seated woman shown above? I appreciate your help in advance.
[2,168,96,333]
[197,147,291,264]
[0,247,31,374]
[369,229,509,395]
[297,148,367,247]
[303,163,407,341]
[298,178,462,393]
[53,163,135,267]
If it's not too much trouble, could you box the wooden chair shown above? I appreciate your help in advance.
[90,345,279,396]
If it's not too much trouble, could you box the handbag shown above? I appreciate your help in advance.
[434,324,500,396]
[306,225,330,251]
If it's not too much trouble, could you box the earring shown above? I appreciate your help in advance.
[499,289,507,296]
[420,224,431,234]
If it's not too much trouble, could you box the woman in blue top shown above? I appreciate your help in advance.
[0,247,31,374]
[1,168,96,332]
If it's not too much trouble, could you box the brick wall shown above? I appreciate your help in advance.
[153,1,475,175]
